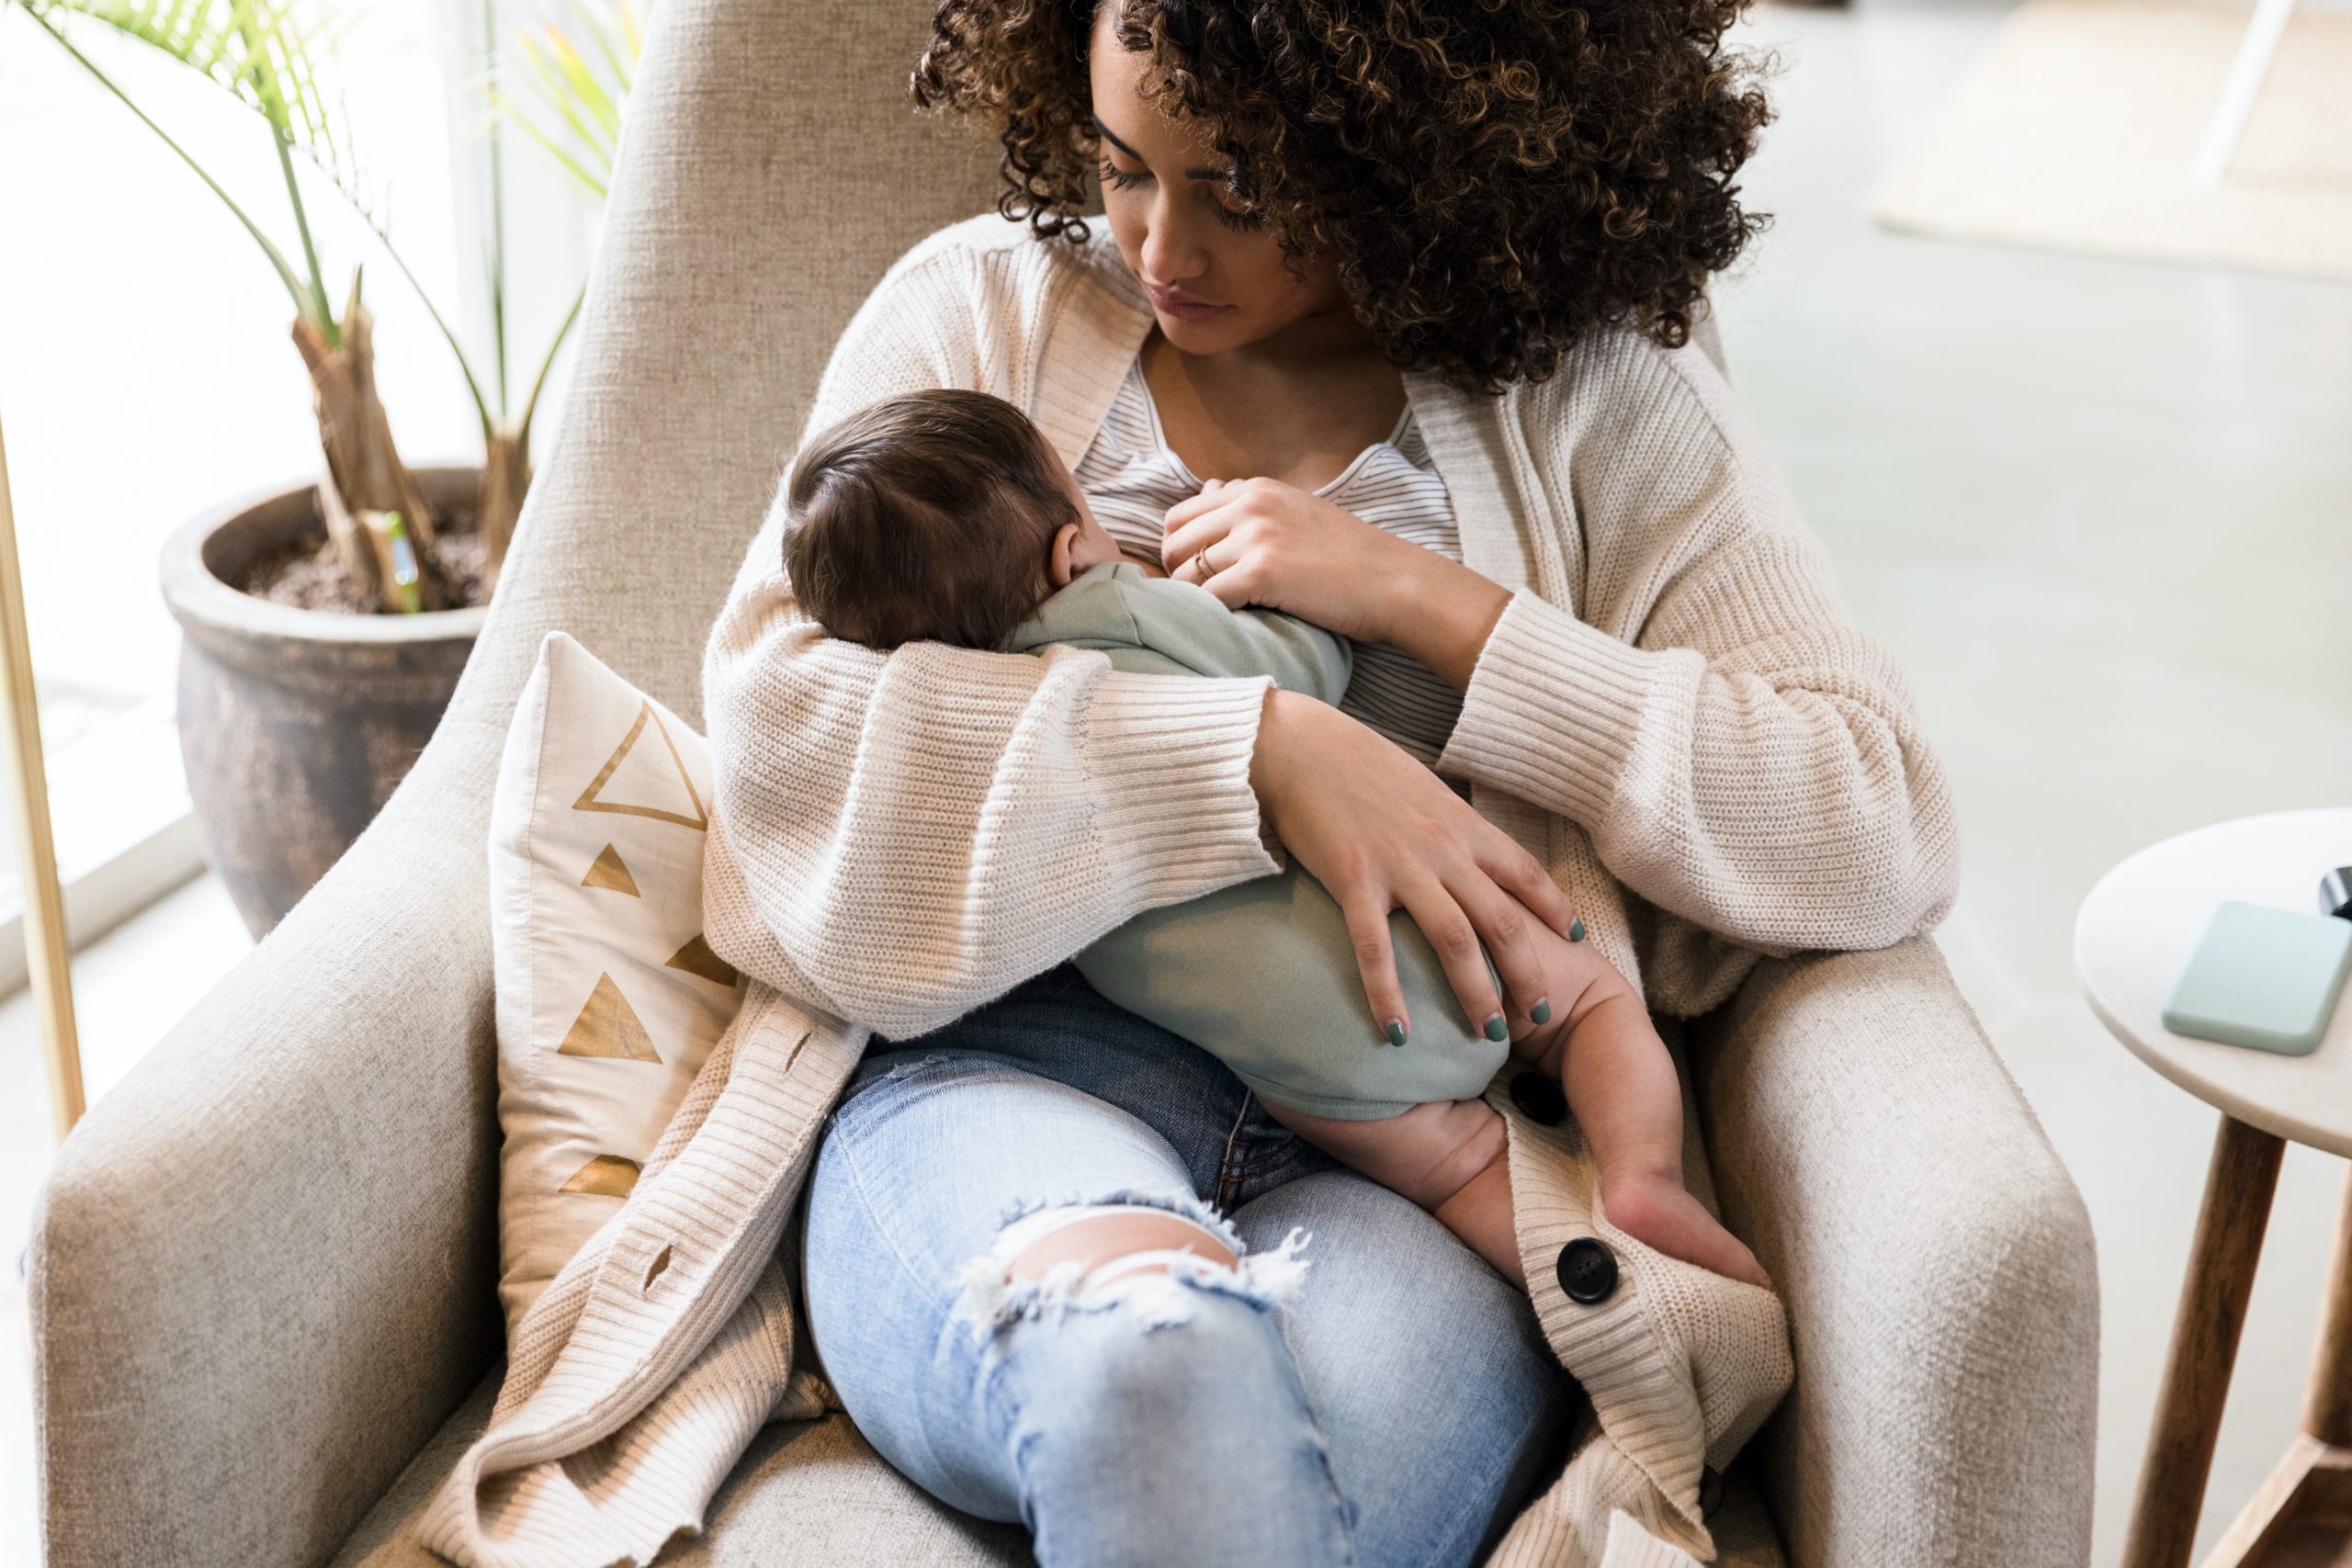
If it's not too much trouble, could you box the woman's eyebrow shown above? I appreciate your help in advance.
[1091,117,1227,181]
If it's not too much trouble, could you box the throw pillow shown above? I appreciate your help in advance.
[490,631,745,1335]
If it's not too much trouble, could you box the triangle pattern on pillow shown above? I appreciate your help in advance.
[582,843,641,897]
[664,933,740,988]
[559,1155,642,1197]
[558,973,663,1063]
[573,701,708,830]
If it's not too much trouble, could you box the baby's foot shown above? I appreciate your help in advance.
[1600,1172,1773,1292]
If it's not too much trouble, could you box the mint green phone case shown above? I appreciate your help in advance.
[2162,901,2352,1056]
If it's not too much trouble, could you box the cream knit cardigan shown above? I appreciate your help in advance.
[419,214,1957,1568]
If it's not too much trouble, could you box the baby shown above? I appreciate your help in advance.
[783,388,1768,1292]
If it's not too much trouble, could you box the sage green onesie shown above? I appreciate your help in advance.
[1005,560,1505,1119]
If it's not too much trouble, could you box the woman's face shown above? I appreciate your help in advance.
[1088,7,1351,357]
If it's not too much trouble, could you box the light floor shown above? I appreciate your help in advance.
[1717,0,2352,1562]
[6,1,2352,1563]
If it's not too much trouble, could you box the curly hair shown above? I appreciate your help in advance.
[913,0,1771,390]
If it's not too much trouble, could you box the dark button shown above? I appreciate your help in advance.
[1510,1071,1567,1125]
[1699,1465,1724,1518]
[1555,1237,1618,1304]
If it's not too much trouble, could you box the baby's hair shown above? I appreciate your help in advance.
[783,388,1079,650]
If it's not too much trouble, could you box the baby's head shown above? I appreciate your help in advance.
[783,389,1125,650]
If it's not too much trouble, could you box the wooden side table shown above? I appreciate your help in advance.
[2077,808,2352,1568]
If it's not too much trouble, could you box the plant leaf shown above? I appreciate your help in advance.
[496,0,640,203]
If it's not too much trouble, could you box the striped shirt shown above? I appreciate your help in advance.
[1074,360,1466,766]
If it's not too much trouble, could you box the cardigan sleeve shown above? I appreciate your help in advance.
[700,240,1278,1039]
[1437,340,1959,955]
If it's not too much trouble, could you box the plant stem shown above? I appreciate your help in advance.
[515,281,586,442]
[269,115,337,348]
[17,5,312,320]
[482,0,510,417]
[349,201,498,444]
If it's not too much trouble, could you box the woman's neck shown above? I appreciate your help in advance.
[1141,326,1408,491]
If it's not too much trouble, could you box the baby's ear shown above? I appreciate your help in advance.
[1048,522,1084,589]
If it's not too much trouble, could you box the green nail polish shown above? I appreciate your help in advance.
[1385,1021,1408,1047]
[1484,1013,1509,1043]
[1532,998,1553,1025]
[1569,918,1586,942]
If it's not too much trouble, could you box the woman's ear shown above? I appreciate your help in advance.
[1049,522,1085,588]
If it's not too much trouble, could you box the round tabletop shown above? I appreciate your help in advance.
[2075,807,2352,1158]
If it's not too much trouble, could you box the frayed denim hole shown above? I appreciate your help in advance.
[952,1212,1315,1364]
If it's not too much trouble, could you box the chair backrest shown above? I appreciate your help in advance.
[450,0,1001,739]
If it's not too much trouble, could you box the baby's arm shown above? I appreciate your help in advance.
[1009,566,1351,703]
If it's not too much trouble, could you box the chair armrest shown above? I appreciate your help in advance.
[33,717,507,1568]
[1693,938,2098,1568]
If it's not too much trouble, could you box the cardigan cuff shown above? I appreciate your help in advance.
[1084,671,1282,908]
[1439,592,1685,825]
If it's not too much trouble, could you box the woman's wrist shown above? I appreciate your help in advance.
[1249,686,1306,828]
[1376,549,1512,692]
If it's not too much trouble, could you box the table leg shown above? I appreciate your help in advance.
[2121,1115,2286,1568]
[2304,1166,2352,1450]
[2195,1163,2352,1568]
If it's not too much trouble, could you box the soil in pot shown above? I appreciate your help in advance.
[239,500,493,614]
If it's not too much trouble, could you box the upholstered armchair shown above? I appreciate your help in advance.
[29,1,2099,1562]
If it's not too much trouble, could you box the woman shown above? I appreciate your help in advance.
[704,2,1956,1563]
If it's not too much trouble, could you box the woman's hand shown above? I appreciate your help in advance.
[1250,688,1580,1043]
[1162,478,1511,687]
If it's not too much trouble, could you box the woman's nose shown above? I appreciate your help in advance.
[1139,195,1210,286]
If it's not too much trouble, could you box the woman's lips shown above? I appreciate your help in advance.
[1147,284,1229,322]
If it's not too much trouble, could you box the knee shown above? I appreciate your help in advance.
[1004,1206,1236,1283]
[953,1199,1309,1340]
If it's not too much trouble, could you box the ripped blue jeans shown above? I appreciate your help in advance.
[802,966,1577,1568]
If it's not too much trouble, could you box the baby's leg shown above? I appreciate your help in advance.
[1542,989,1769,1289]
[1261,1100,1525,1285]
[1513,935,1770,1290]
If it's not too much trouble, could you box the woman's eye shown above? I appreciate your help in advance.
[1210,187,1262,231]
[1098,160,1148,191]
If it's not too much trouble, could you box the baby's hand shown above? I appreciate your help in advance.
[1120,551,1170,579]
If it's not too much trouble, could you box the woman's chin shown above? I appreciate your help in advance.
[1154,310,1251,355]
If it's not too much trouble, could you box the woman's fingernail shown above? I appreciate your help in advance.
[1569,918,1586,942]
[1484,1012,1509,1043]
[1385,1020,1408,1047]
[1532,998,1553,1025]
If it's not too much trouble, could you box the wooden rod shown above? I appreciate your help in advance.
[2120,1114,2286,1568]
[2303,1162,2352,1448]
[0,411,84,1142]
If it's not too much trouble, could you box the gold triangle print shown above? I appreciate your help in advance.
[572,701,708,830]
[664,933,740,988]
[557,973,663,1063]
[581,843,641,897]
[559,1155,641,1197]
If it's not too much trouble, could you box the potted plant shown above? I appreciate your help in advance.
[13,0,639,934]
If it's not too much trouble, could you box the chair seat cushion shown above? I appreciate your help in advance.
[328,1374,1036,1567]
[327,1372,1784,1567]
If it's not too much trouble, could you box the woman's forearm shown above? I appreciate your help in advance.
[709,615,1278,1037]
[1437,592,1960,951]
[1374,550,1512,691]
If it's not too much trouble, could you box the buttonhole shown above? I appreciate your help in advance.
[643,1244,673,1292]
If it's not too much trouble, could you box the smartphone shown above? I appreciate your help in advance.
[2163,900,2352,1056]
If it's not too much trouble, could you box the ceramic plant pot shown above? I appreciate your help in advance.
[161,468,487,938]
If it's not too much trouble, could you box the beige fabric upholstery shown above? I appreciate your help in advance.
[330,1381,1036,1568]
[327,1376,1787,1568]
[1697,940,2099,1564]
[28,0,2096,1562]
